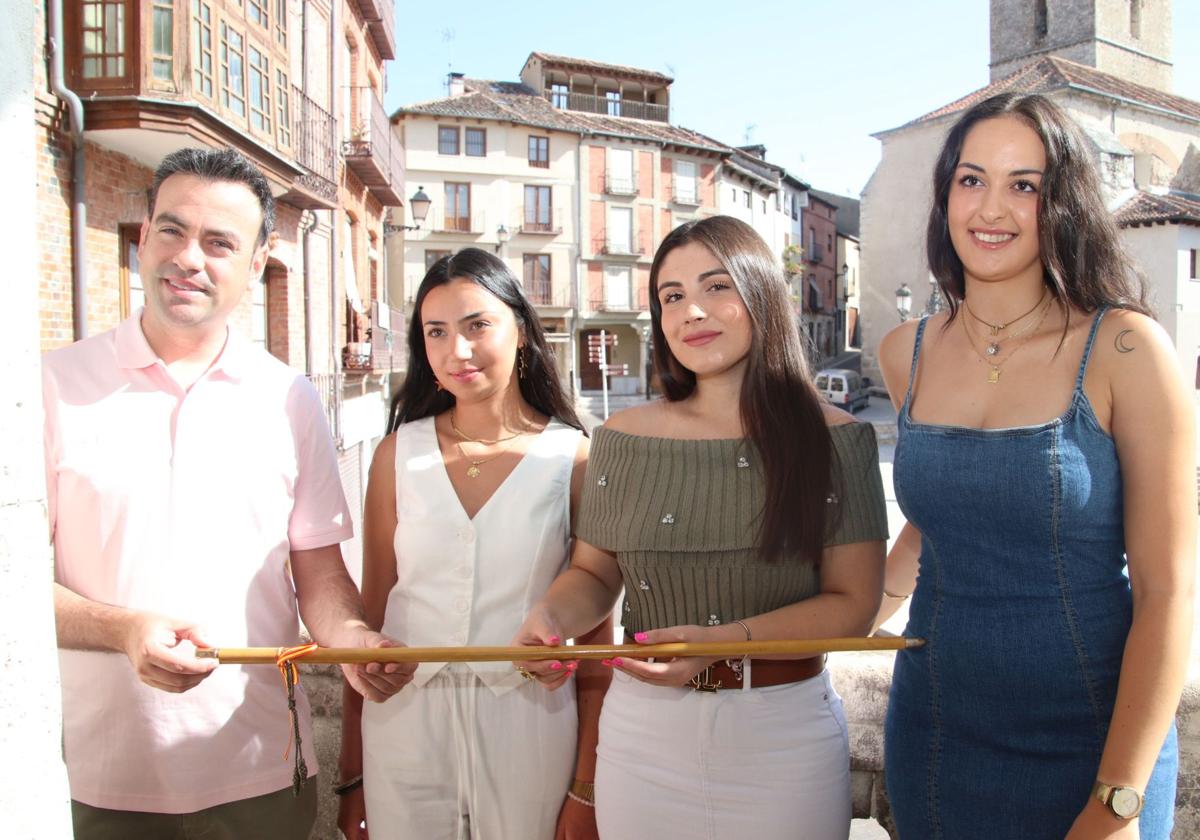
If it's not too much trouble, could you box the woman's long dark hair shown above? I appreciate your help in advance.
[928,92,1151,323]
[386,248,582,434]
[649,216,832,565]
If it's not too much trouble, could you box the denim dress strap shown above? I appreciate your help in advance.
[903,316,931,408]
[1073,306,1110,393]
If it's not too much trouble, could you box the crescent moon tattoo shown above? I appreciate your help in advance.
[1115,329,1135,353]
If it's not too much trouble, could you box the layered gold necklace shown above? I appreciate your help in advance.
[961,296,1053,383]
[449,407,531,479]
[963,291,1048,356]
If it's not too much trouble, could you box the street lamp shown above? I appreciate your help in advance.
[495,224,509,254]
[640,324,653,400]
[896,283,913,322]
[924,275,945,316]
[383,186,432,234]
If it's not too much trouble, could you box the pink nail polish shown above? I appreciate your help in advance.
[601,659,612,666]
[634,632,649,642]
[549,662,563,671]
[612,657,623,666]
[548,635,561,644]
[566,661,578,671]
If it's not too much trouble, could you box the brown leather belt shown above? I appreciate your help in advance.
[688,656,824,692]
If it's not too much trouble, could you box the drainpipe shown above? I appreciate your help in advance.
[298,2,313,376]
[48,0,87,341]
[572,132,584,397]
[301,210,316,374]
[329,0,340,374]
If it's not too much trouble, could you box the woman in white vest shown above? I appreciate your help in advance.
[337,248,611,840]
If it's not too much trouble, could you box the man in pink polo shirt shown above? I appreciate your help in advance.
[43,147,414,838]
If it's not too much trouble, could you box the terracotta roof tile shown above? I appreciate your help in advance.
[899,56,1200,131]
[395,79,727,153]
[1114,190,1200,227]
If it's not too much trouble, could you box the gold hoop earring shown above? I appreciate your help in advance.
[518,347,527,380]
[435,380,444,391]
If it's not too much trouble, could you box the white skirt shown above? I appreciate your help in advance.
[361,666,577,840]
[595,668,850,840]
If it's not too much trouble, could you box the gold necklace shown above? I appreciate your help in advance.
[968,291,1049,357]
[455,437,519,479]
[963,290,1047,341]
[961,297,1052,384]
[450,407,525,446]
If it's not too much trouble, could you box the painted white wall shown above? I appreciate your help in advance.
[715,168,776,251]
[859,119,948,381]
[1,2,73,835]
[1123,223,1200,390]
[400,116,579,307]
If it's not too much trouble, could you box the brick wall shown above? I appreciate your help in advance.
[36,131,154,350]
[700,163,716,208]
[588,145,605,195]
[637,150,654,199]
[638,204,654,254]
[589,199,606,248]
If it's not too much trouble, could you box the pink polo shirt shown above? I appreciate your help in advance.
[43,312,353,813]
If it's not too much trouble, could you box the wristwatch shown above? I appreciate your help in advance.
[1092,781,1144,819]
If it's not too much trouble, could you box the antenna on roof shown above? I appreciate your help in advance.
[440,27,455,92]
[744,124,757,144]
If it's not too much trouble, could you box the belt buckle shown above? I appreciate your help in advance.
[689,665,722,692]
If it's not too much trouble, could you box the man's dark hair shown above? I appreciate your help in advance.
[148,147,276,247]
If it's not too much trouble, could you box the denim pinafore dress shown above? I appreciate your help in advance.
[884,309,1178,839]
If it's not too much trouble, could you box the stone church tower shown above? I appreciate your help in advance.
[990,0,1173,90]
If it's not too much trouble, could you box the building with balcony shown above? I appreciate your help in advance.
[394,56,726,396]
[520,51,672,124]
[391,76,584,382]
[799,192,840,361]
[811,188,862,354]
[35,0,406,641]
[524,53,723,396]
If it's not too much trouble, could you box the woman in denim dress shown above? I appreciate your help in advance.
[876,93,1194,840]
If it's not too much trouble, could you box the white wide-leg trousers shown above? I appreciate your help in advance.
[362,667,577,840]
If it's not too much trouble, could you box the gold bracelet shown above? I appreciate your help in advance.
[568,778,595,806]
[732,619,752,641]
[883,588,912,600]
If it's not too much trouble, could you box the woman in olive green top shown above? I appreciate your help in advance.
[515,216,888,840]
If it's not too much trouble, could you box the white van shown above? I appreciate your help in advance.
[815,368,869,412]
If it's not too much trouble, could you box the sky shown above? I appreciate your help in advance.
[384,0,1200,198]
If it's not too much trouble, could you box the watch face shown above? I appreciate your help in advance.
[1111,788,1141,818]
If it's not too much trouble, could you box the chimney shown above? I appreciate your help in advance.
[448,72,465,98]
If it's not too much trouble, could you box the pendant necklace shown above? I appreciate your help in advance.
[456,437,518,479]
[963,291,1047,356]
[961,297,1053,383]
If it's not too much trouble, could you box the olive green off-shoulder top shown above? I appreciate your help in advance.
[576,421,888,634]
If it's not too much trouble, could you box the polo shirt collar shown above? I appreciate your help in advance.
[115,309,250,382]
[115,310,159,370]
